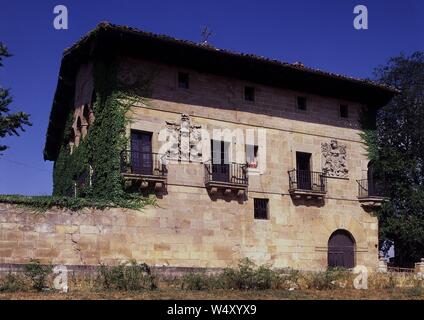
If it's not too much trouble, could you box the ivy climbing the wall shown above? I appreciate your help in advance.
[51,53,154,210]
[53,112,90,197]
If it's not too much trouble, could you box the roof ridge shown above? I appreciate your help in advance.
[62,22,398,93]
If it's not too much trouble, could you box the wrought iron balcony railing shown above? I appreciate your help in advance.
[120,150,167,177]
[204,162,248,186]
[288,169,327,193]
[357,179,386,198]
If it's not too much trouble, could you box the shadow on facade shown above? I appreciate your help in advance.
[290,196,325,208]
[206,189,246,205]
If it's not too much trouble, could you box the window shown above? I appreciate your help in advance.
[210,140,231,182]
[244,86,255,102]
[340,104,349,118]
[211,140,230,165]
[297,96,307,111]
[83,104,89,122]
[296,152,311,172]
[246,145,259,168]
[178,72,189,89]
[296,152,312,190]
[254,198,269,220]
[130,130,153,175]
[90,90,97,107]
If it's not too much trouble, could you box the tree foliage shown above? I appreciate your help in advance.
[370,52,424,267]
[0,42,31,153]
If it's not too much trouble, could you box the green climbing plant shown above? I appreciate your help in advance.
[51,53,154,210]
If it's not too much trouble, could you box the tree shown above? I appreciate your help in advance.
[368,52,424,267]
[0,42,31,153]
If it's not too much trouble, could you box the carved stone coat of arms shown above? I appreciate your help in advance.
[321,139,348,178]
[165,114,202,162]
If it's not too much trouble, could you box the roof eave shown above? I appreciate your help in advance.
[43,22,398,161]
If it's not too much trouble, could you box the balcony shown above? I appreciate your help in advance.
[288,169,327,200]
[120,150,167,191]
[357,179,387,208]
[204,162,248,197]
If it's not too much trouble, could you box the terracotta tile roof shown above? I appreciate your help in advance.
[64,22,398,93]
[43,22,398,161]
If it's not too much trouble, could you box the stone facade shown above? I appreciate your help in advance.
[124,58,378,271]
[0,55,381,272]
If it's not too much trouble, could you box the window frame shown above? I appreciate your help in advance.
[297,96,307,111]
[177,71,190,89]
[246,144,259,168]
[254,198,269,220]
[340,104,349,118]
[244,86,255,102]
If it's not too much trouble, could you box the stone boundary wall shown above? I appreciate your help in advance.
[0,200,421,277]
[0,195,377,271]
[0,203,161,267]
[0,202,245,270]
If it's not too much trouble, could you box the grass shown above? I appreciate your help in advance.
[96,260,157,291]
[0,258,423,300]
[0,273,28,293]
[0,288,423,300]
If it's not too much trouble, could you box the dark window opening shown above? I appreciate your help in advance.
[365,160,384,197]
[210,140,230,182]
[296,152,312,190]
[254,198,269,220]
[244,86,255,102]
[130,130,153,175]
[296,152,311,172]
[90,90,97,107]
[367,160,376,182]
[75,169,89,197]
[76,117,82,132]
[297,96,307,111]
[178,72,189,89]
[83,104,90,125]
[83,104,89,119]
[68,127,76,146]
[340,104,349,118]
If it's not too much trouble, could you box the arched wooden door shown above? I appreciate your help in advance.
[328,230,355,268]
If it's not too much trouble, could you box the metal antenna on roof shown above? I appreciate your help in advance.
[200,26,213,45]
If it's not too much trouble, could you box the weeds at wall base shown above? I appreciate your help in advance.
[1,258,423,296]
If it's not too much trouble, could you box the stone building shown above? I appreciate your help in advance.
[38,23,397,270]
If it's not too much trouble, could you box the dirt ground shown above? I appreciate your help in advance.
[1,288,423,300]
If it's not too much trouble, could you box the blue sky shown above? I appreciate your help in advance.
[0,0,423,195]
